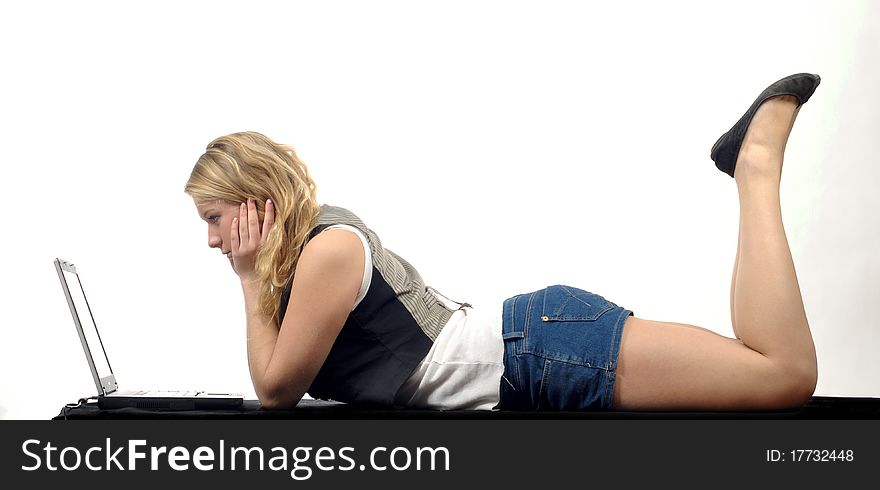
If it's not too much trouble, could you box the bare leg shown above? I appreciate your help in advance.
[612,96,818,411]
[730,98,815,365]
[731,96,801,341]
[731,221,741,338]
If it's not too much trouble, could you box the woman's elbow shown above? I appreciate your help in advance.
[257,383,305,410]
[259,396,294,410]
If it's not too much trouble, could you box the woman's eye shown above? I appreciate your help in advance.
[208,216,220,224]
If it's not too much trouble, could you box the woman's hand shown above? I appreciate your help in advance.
[230,198,275,282]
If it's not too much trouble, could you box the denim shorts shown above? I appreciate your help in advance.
[496,285,634,411]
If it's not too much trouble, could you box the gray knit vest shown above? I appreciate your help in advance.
[278,204,460,406]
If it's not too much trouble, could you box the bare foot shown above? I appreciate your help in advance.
[734,95,800,182]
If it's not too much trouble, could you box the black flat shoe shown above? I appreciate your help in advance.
[710,73,821,178]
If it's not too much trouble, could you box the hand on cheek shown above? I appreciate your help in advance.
[229,199,275,281]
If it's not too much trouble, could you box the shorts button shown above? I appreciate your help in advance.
[541,315,549,321]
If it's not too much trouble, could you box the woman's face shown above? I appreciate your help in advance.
[195,200,242,265]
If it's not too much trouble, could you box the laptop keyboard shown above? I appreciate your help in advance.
[130,390,203,397]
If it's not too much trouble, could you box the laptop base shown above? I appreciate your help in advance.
[98,395,244,410]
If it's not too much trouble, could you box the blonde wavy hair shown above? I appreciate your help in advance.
[184,131,321,322]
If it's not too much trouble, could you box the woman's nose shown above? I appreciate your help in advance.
[208,232,221,249]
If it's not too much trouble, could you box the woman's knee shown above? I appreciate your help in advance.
[770,359,817,409]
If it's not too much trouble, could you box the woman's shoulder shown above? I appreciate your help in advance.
[288,227,366,313]
[301,226,365,266]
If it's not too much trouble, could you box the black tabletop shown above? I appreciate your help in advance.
[53,396,880,420]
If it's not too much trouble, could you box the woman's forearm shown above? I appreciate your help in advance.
[240,278,287,405]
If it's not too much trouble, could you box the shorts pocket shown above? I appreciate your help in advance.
[541,285,614,322]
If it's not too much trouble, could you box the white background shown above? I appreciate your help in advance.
[1,0,877,420]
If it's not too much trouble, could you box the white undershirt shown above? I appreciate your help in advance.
[321,224,505,411]
[323,225,372,310]
[394,303,504,410]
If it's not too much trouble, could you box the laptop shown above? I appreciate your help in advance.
[54,257,244,410]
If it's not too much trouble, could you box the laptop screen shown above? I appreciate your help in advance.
[57,261,114,386]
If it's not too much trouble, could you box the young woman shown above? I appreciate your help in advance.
[185,73,821,412]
